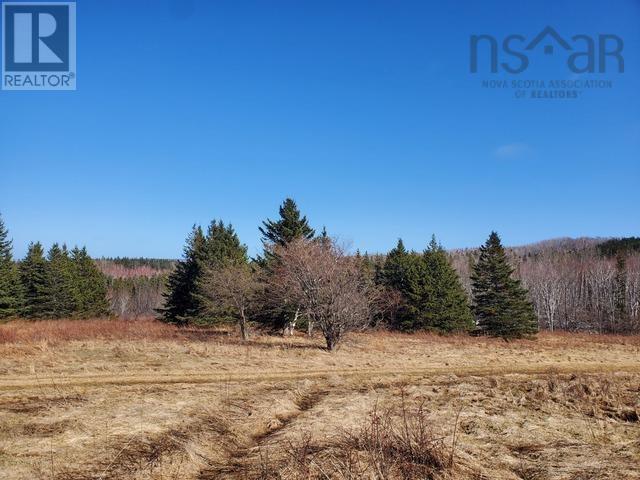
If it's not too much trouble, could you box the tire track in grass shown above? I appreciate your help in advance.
[196,386,331,479]
[1,363,639,392]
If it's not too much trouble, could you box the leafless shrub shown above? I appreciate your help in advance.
[369,284,405,327]
[340,394,452,479]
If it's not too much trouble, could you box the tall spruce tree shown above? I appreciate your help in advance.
[257,199,315,332]
[259,198,315,248]
[0,214,22,318]
[159,225,206,325]
[203,220,248,268]
[378,239,420,329]
[44,244,78,318]
[258,198,315,264]
[71,246,110,318]
[379,239,415,294]
[19,242,49,318]
[471,232,537,338]
[403,236,473,332]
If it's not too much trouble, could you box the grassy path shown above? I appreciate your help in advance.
[2,362,639,391]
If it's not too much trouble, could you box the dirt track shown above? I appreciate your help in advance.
[2,362,640,392]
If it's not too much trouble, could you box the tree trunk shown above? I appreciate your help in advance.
[307,319,313,336]
[284,308,299,336]
[325,333,338,351]
[239,309,249,341]
[325,337,335,351]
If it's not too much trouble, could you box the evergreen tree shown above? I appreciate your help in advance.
[203,220,248,267]
[71,246,110,318]
[379,239,415,293]
[0,214,22,318]
[159,225,206,325]
[197,220,250,323]
[471,232,538,338]
[260,198,315,246]
[258,198,314,262]
[403,236,473,332]
[257,199,314,331]
[377,239,420,328]
[357,251,377,286]
[19,242,49,318]
[44,244,78,318]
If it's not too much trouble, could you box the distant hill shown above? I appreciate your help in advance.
[450,236,640,258]
[508,236,640,258]
[449,237,607,258]
[509,237,606,255]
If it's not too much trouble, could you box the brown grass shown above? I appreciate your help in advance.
[0,319,639,479]
[2,317,640,347]
[0,318,179,344]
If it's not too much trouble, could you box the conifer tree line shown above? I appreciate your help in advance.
[0,214,109,320]
[159,198,539,345]
[5,204,635,338]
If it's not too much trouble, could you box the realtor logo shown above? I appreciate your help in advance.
[2,1,76,90]
[470,25,624,74]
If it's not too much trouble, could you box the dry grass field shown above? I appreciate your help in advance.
[0,319,639,479]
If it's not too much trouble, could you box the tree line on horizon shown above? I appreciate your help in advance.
[2,206,637,344]
[0,215,109,320]
[100,234,640,333]
[157,198,538,348]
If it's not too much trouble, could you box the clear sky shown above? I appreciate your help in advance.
[1,0,639,259]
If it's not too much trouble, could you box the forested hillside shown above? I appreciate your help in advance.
[450,238,640,333]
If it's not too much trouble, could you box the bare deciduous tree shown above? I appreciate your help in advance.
[627,255,640,327]
[369,284,405,327]
[521,255,563,331]
[199,264,262,340]
[270,238,372,350]
[108,277,166,319]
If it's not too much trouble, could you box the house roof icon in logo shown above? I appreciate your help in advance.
[526,26,572,55]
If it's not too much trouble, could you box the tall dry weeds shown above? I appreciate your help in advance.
[249,391,457,480]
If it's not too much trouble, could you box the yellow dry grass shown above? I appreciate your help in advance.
[0,320,639,479]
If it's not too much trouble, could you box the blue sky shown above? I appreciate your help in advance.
[1,0,639,259]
